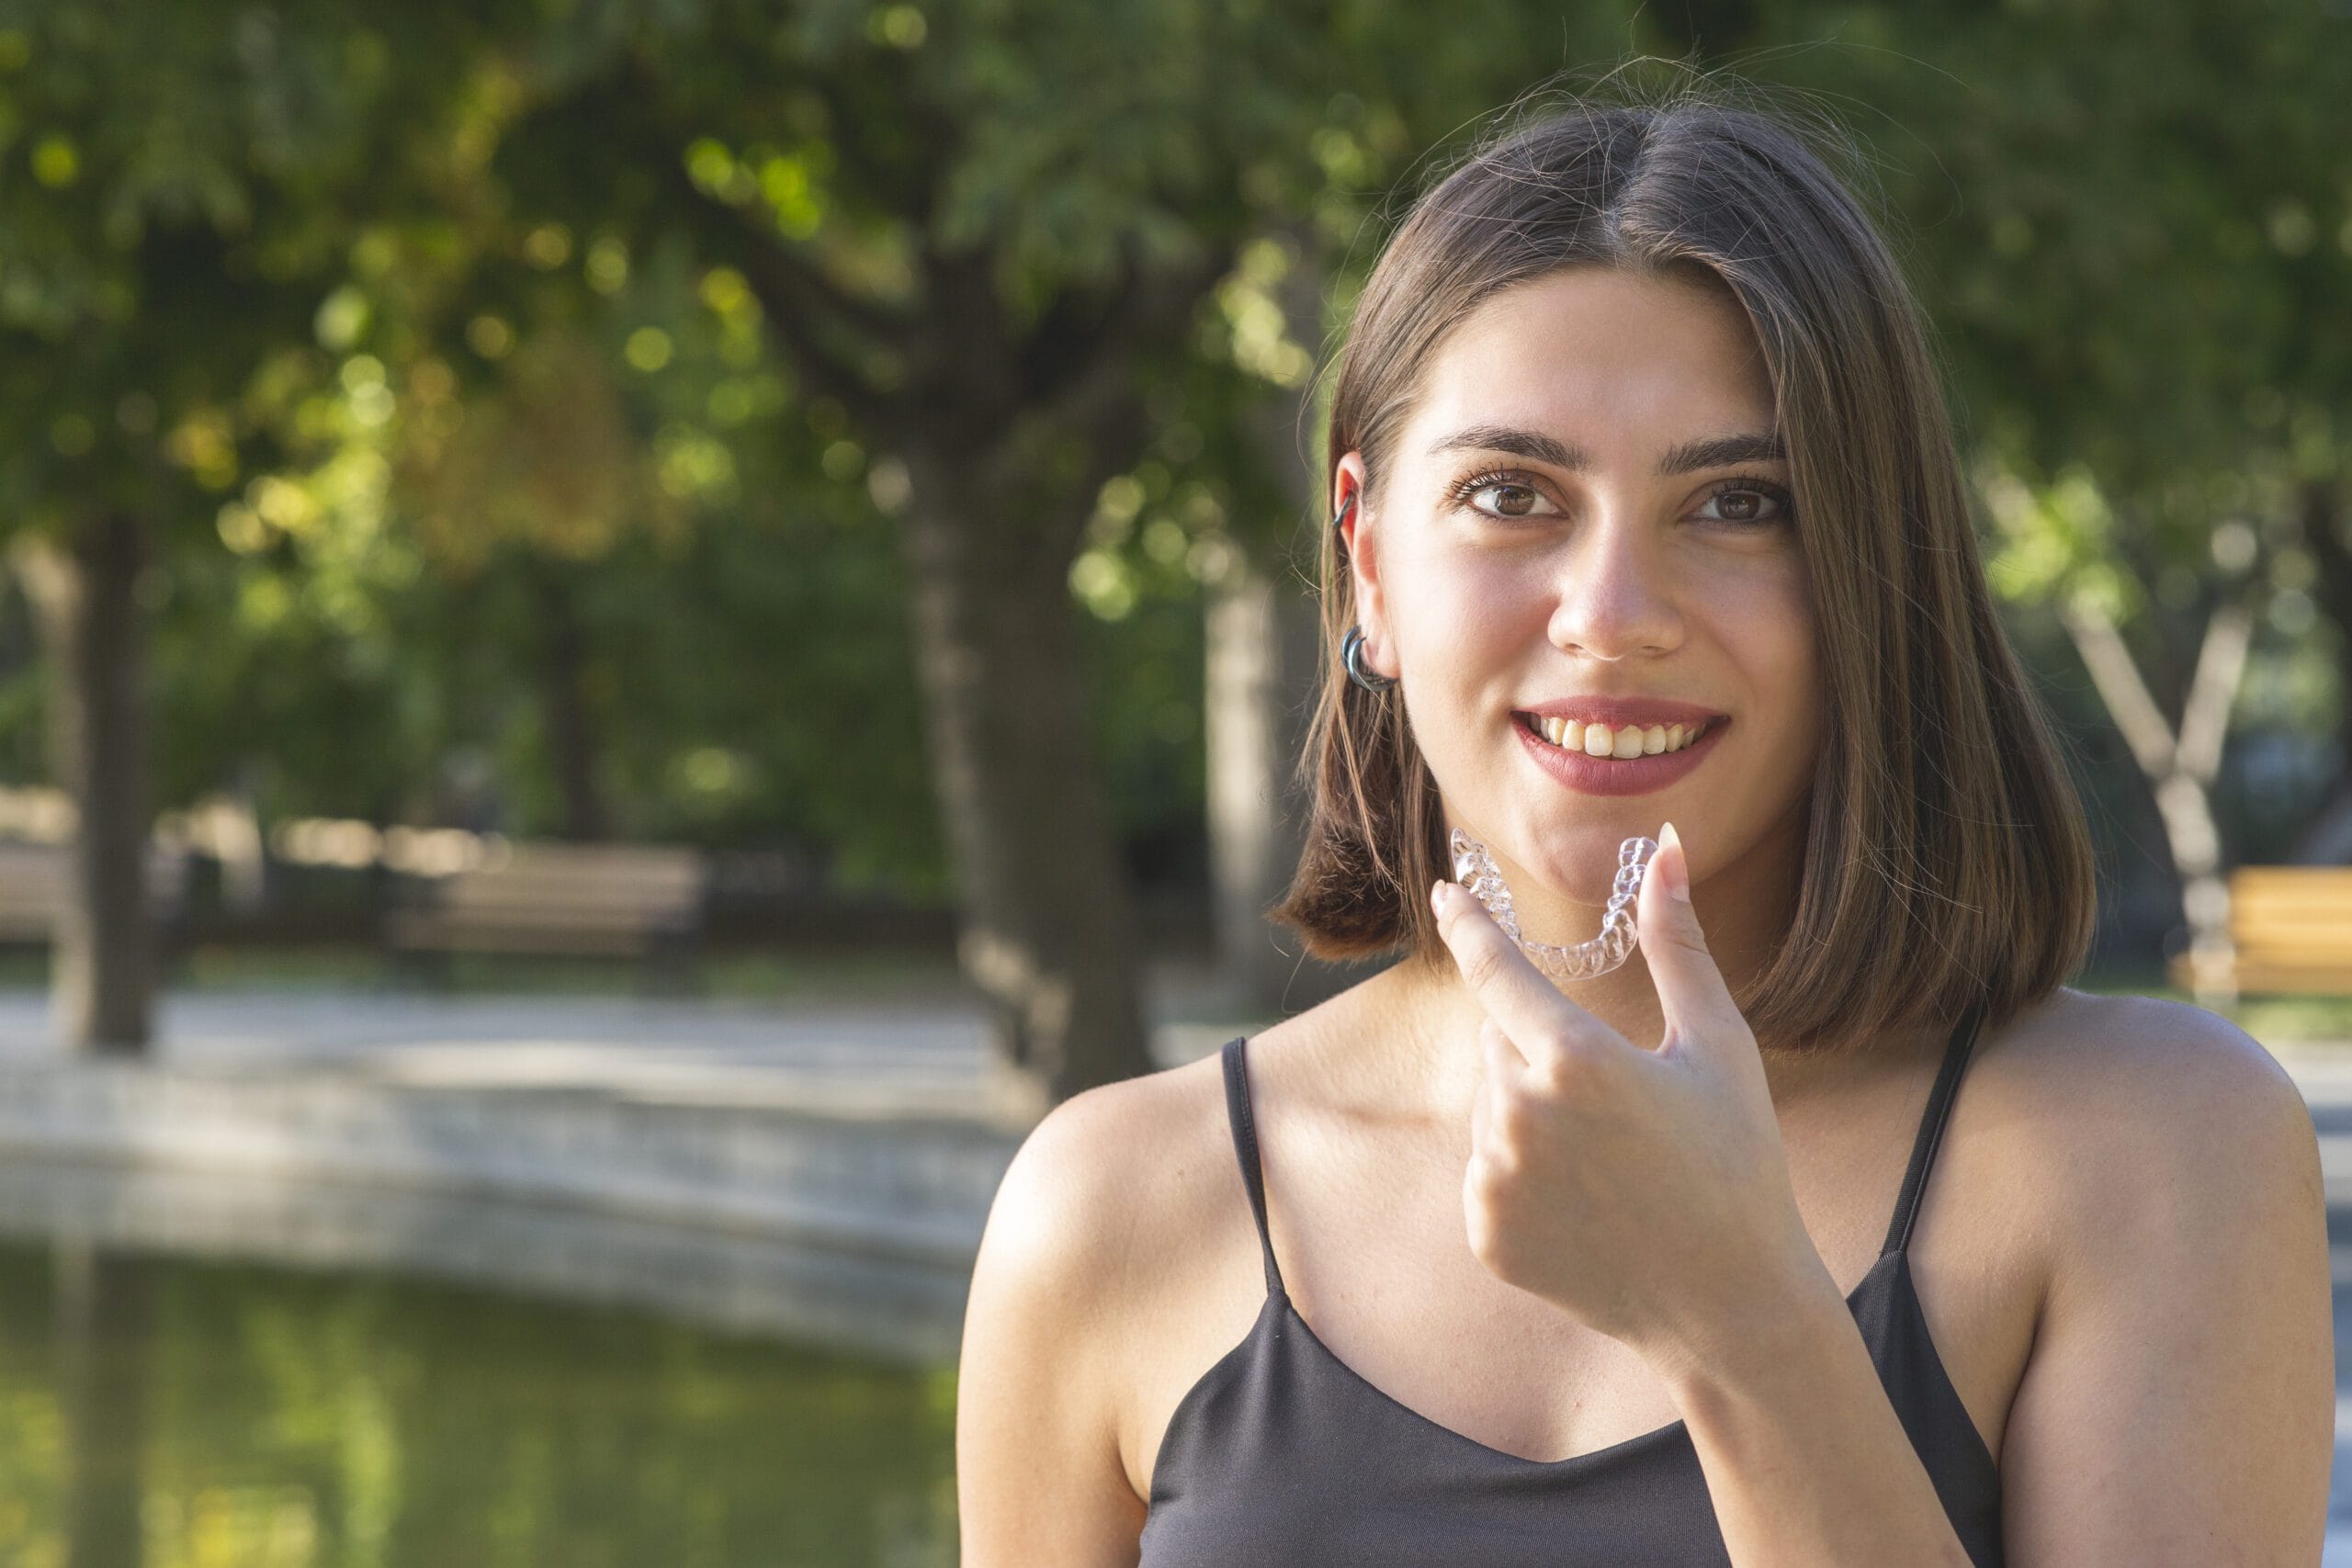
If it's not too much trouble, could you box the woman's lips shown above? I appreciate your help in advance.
[1511,713,1729,797]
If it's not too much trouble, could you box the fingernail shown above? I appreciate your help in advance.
[1659,822,1690,902]
[1430,879,1459,917]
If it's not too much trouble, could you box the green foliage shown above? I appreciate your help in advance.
[1740,6,2349,640]
[0,3,491,533]
[4,1,2346,906]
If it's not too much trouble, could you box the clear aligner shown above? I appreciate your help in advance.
[1448,828,1659,981]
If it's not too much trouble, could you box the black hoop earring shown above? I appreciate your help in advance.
[1330,492,1356,563]
[1342,625,1396,693]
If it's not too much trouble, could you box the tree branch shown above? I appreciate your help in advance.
[2057,595,2178,777]
[1029,238,1235,435]
[614,59,913,430]
[2300,478,2351,661]
[2175,597,2255,784]
[730,242,899,430]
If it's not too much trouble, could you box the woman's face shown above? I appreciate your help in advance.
[1341,265,1821,932]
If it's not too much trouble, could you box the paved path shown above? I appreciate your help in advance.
[0,984,1253,1109]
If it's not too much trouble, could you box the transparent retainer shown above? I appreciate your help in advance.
[1448,828,1659,981]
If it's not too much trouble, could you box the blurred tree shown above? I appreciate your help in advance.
[0,4,489,1049]
[469,0,1700,1105]
[461,1,1310,1105]
[1750,4,2352,1000]
[9,0,2343,1079]
[218,150,948,877]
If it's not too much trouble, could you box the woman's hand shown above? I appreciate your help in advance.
[1430,821,1837,1384]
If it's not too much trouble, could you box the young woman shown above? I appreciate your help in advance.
[956,85,2334,1565]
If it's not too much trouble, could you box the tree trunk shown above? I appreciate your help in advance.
[897,472,1151,1116]
[530,558,609,842]
[2290,478,2352,863]
[1205,555,1335,1015]
[2059,592,2253,1008]
[213,768,268,914]
[1207,225,1361,1020]
[10,513,154,1054]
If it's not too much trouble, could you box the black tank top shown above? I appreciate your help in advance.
[1138,1003,2004,1566]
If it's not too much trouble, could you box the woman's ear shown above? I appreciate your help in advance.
[1334,450,1392,672]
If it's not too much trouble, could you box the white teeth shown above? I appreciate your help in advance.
[1529,716,1711,758]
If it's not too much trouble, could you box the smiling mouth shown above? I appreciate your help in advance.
[1512,712,1725,759]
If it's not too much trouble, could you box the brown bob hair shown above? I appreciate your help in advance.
[1268,75,2099,1055]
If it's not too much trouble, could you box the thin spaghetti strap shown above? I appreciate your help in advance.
[1220,1036,1286,1297]
[1879,998,1991,1260]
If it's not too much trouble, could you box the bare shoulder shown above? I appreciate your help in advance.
[956,1044,1247,1557]
[1979,989,2334,1556]
[1977,985,2322,1293]
[1983,985,2309,1134]
[968,1044,1241,1359]
[1937,987,2315,1303]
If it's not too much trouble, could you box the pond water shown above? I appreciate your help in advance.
[0,1241,959,1568]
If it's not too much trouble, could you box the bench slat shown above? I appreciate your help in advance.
[383,841,707,965]
[2169,865,2352,995]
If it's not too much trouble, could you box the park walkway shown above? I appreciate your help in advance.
[0,982,1250,1111]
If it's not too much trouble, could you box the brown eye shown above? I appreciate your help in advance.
[1696,476,1796,527]
[1453,468,1560,522]
[1477,481,1544,518]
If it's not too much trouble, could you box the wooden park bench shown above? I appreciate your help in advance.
[2167,865,2352,996]
[0,838,191,947]
[382,840,708,990]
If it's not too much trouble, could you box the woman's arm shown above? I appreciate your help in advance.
[1993,1001,2333,1563]
[956,1087,1150,1567]
[1670,998,2333,1566]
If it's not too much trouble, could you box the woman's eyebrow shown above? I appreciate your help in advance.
[1425,423,1788,476]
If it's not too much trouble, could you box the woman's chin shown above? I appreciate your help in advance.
[1507,842,1637,898]
[1455,818,1650,913]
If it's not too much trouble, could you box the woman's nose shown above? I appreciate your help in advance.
[1544,517,1683,660]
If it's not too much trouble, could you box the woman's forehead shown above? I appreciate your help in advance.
[1405,271,1776,458]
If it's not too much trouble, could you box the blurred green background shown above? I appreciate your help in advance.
[2,1,2347,1080]
[0,3,2348,1562]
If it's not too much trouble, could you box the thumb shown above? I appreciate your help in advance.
[1639,820,1744,1045]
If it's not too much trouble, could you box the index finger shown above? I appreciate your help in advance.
[1430,878,1610,1074]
